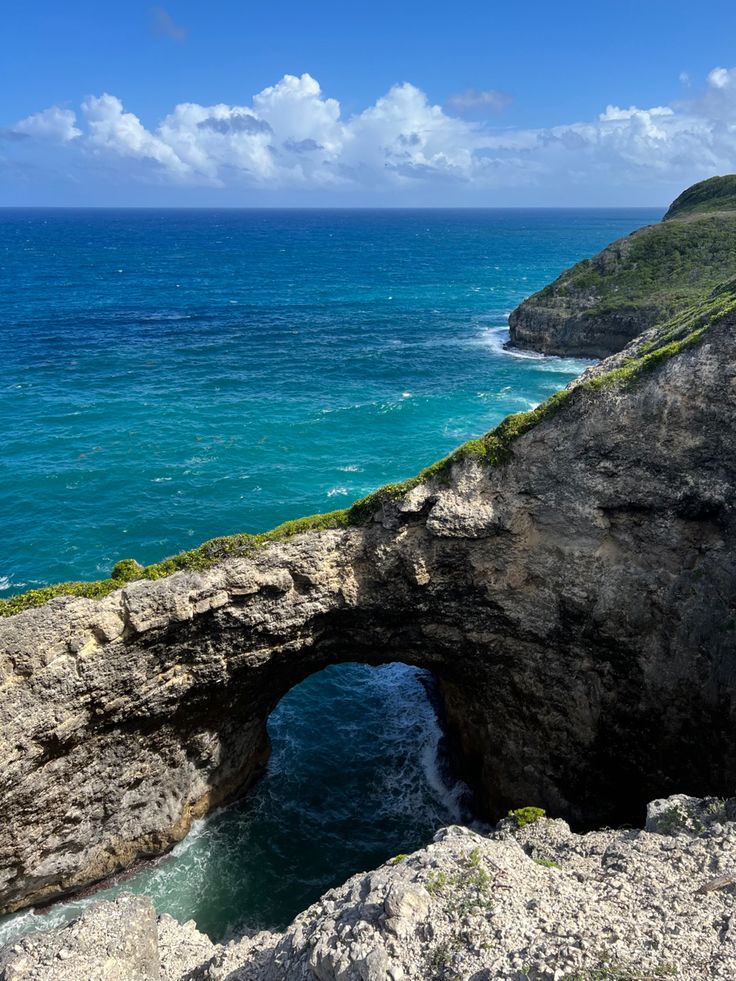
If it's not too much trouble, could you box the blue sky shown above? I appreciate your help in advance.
[2,0,736,205]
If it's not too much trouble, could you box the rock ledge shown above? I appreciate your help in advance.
[2,795,735,981]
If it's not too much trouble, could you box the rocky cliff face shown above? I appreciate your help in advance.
[1,290,735,918]
[507,175,736,358]
[3,795,736,981]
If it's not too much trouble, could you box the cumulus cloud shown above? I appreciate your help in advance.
[445,88,513,114]
[82,94,187,174]
[149,6,187,42]
[707,67,734,90]
[13,106,81,142]
[5,66,736,201]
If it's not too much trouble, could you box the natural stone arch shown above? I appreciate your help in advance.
[2,310,736,916]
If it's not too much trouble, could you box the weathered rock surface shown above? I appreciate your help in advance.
[507,175,736,358]
[1,296,736,916]
[0,893,159,980]
[4,797,736,980]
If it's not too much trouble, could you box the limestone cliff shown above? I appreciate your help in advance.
[507,174,736,358]
[1,283,735,917]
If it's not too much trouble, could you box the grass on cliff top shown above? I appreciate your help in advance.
[532,211,736,320]
[663,174,736,221]
[1,285,733,619]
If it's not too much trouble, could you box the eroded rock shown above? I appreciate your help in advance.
[4,798,736,981]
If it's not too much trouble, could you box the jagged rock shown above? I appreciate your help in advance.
[158,914,216,981]
[4,798,736,980]
[1,285,736,915]
[0,894,159,980]
[645,794,736,836]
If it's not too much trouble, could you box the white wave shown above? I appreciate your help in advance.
[337,464,362,473]
[326,486,349,498]
[139,312,193,322]
[0,576,11,590]
[0,896,92,947]
[170,815,214,857]
[475,327,595,372]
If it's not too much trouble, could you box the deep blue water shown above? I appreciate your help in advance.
[0,207,659,942]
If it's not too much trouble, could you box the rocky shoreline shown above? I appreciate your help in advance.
[3,795,735,980]
[3,288,736,914]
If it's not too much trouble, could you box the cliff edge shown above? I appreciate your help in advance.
[507,175,736,358]
[2,795,735,980]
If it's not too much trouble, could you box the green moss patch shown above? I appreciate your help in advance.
[508,806,547,828]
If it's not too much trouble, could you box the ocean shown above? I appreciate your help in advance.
[0,207,659,942]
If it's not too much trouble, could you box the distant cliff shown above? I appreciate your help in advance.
[507,174,736,358]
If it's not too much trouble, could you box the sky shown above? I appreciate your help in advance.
[2,0,736,206]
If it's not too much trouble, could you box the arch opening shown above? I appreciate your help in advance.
[0,662,474,946]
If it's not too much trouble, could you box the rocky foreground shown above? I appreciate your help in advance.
[2,795,735,980]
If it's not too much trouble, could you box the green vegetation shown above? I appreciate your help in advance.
[562,958,678,980]
[424,849,494,917]
[425,870,449,896]
[388,853,408,865]
[508,806,546,828]
[427,937,463,978]
[533,211,736,321]
[533,857,560,869]
[654,804,706,837]
[423,850,497,976]
[663,174,736,220]
[2,275,733,620]
[519,177,736,348]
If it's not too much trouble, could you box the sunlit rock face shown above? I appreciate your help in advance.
[1,309,736,916]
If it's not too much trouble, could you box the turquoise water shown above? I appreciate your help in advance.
[0,207,659,942]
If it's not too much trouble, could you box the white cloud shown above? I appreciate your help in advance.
[81,94,188,175]
[446,89,513,114]
[6,66,736,201]
[13,106,81,142]
[707,67,734,90]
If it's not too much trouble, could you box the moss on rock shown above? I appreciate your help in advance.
[508,806,546,828]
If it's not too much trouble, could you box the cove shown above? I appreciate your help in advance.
[0,663,467,944]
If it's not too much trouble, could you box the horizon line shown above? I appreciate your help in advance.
[0,204,666,211]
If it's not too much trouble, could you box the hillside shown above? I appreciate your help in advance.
[507,175,736,357]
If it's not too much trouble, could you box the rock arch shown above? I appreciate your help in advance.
[1,313,736,916]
